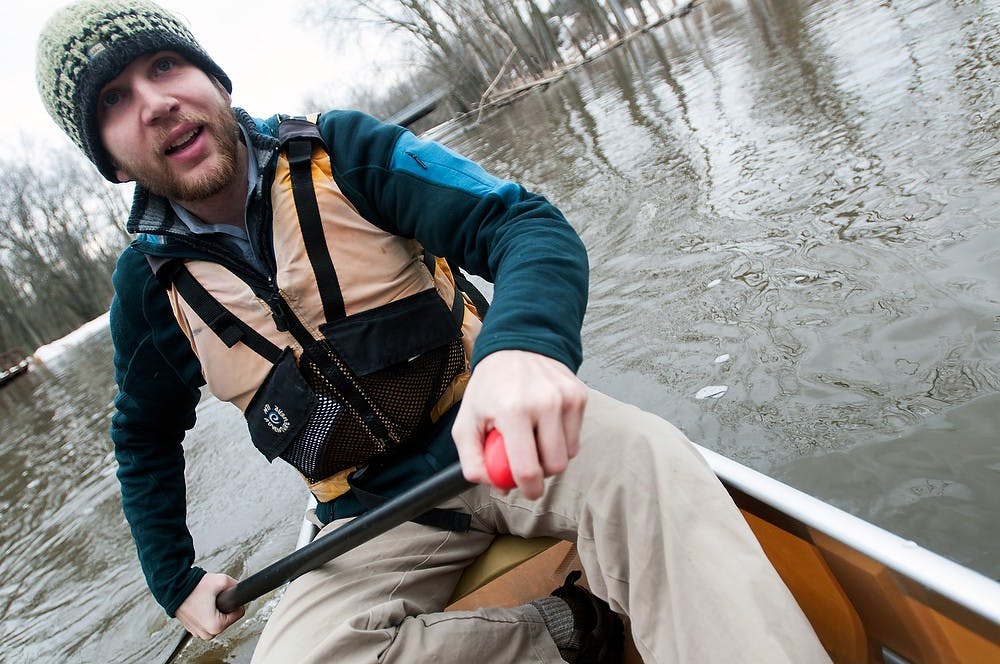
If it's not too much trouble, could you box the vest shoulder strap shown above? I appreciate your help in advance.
[277,113,324,146]
[277,114,347,322]
[147,255,284,364]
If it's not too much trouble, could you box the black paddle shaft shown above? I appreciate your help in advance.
[216,463,471,613]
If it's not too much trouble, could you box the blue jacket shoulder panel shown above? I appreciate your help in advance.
[389,131,523,209]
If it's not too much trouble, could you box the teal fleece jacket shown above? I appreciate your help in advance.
[109,109,589,616]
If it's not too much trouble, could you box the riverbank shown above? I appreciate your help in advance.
[31,311,110,367]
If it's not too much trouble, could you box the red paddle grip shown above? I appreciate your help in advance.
[483,429,516,490]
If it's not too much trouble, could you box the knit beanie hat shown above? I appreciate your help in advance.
[36,0,232,182]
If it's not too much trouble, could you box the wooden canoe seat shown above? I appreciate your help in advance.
[446,536,644,662]
[449,535,561,604]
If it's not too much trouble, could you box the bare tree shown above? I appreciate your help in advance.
[307,0,682,116]
[0,144,130,355]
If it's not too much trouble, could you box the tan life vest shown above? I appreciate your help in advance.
[155,116,484,501]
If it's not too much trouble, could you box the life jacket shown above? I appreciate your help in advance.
[151,115,488,502]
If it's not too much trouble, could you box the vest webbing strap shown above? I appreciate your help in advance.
[348,480,471,532]
[272,292,399,446]
[171,265,284,364]
[448,259,491,319]
[283,127,346,322]
[424,253,491,326]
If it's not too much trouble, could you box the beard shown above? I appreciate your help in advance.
[117,104,241,202]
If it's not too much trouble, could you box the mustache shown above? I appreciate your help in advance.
[154,107,239,154]
[155,114,213,148]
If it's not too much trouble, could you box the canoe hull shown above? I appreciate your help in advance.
[705,444,1000,663]
[0,358,29,387]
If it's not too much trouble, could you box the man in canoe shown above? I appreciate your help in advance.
[36,1,829,661]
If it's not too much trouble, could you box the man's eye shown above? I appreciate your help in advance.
[154,58,174,74]
[102,90,121,107]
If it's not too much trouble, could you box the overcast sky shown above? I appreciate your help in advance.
[2,1,408,151]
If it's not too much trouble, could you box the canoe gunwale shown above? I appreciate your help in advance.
[696,444,1000,640]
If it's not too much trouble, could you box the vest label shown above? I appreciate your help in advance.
[263,403,290,434]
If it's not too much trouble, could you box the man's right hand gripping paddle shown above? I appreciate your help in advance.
[451,349,588,498]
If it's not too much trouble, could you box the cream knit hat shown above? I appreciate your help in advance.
[36,0,232,181]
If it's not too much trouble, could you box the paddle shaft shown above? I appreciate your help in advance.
[216,462,470,613]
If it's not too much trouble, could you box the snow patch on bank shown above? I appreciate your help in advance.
[33,312,111,365]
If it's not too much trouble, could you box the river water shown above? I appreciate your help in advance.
[2,0,998,661]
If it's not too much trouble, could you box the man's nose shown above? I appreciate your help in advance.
[136,81,178,125]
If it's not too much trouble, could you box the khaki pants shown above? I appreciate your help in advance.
[252,390,830,663]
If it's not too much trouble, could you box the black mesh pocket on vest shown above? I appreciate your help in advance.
[268,289,466,483]
[283,339,465,481]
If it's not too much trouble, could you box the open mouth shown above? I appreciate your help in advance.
[165,126,203,155]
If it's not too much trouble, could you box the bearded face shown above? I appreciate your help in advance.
[97,51,243,205]
[113,102,241,202]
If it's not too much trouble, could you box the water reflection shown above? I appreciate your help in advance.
[0,328,303,662]
[777,391,1000,577]
[434,0,1000,577]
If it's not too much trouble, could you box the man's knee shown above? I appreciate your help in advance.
[581,389,706,474]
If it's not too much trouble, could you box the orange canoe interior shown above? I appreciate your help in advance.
[446,484,1000,663]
